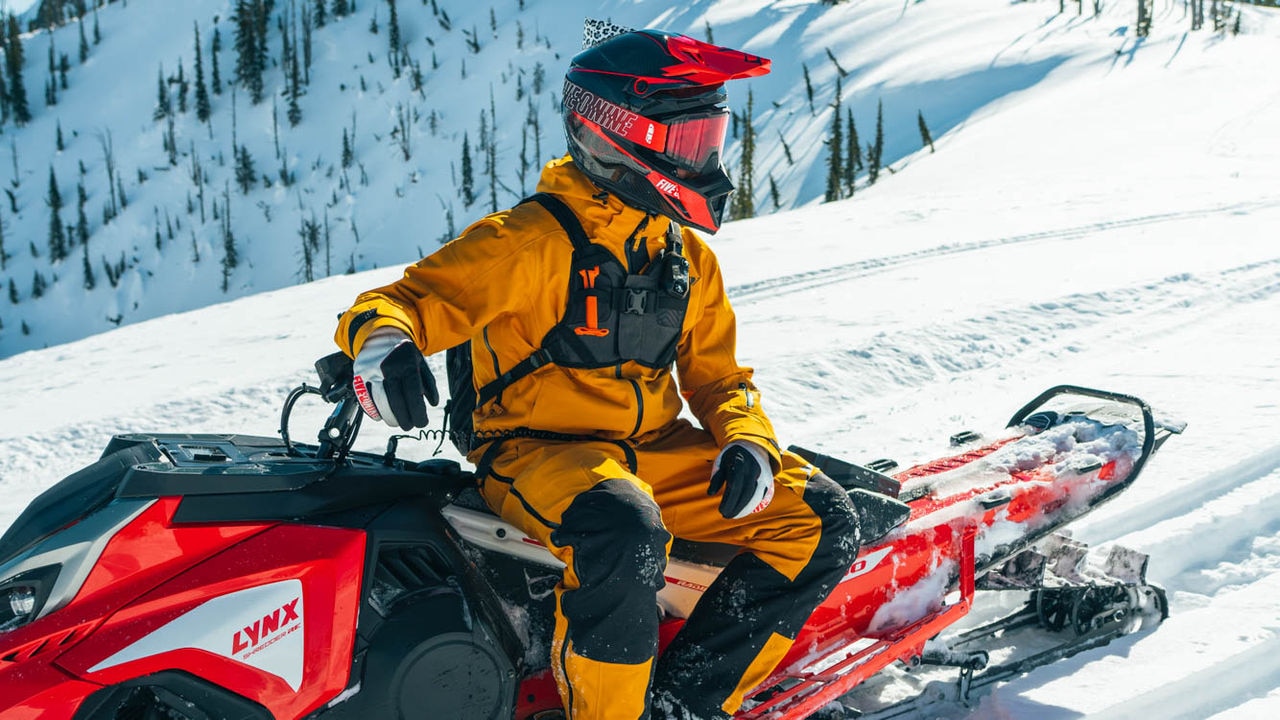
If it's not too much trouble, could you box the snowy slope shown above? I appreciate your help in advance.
[3,1,1280,718]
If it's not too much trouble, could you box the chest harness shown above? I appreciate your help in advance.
[472,192,692,411]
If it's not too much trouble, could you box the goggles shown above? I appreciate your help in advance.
[657,110,729,175]
[563,82,728,175]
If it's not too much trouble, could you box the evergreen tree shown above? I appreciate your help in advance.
[235,144,256,193]
[314,0,327,27]
[847,108,863,172]
[768,174,781,211]
[56,120,65,151]
[58,52,69,89]
[32,270,46,298]
[82,239,95,289]
[302,8,313,84]
[154,64,171,120]
[388,0,401,53]
[0,207,8,270]
[824,78,844,203]
[47,166,67,262]
[286,18,302,125]
[332,0,349,17]
[211,27,223,95]
[802,62,814,115]
[729,89,756,220]
[8,278,18,304]
[460,132,475,207]
[341,128,353,168]
[234,0,265,104]
[844,108,860,197]
[5,15,31,125]
[194,24,211,122]
[221,187,238,292]
[917,110,934,153]
[78,15,89,62]
[176,61,189,114]
[288,68,302,126]
[45,31,58,106]
[0,55,9,126]
[76,181,88,248]
[868,99,885,185]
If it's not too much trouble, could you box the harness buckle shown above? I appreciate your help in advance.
[625,289,649,315]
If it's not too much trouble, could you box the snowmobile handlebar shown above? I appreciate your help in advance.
[278,352,365,461]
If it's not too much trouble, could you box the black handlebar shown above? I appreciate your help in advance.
[278,352,365,461]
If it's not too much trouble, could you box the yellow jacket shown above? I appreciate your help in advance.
[335,156,781,468]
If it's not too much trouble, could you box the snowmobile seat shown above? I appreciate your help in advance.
[447,481,908,566]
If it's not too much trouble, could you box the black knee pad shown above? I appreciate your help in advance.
[805,474,863,572]
[551,479,672,663]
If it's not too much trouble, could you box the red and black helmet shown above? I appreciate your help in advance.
[562,27,771,233]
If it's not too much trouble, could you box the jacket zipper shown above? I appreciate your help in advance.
[483,327,502,404]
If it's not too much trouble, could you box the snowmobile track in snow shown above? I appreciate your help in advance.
[756,256,1280,421]
[727,198,1279,306]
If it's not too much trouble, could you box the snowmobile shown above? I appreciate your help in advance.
[0,352,1183,720]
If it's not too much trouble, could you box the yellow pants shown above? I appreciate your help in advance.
[477,420,860,720]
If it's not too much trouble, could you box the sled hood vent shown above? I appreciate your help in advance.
[370,545,455,614]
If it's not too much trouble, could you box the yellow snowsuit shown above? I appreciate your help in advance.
[335,157,859,719]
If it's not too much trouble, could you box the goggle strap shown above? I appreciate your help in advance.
[564,81,669,152]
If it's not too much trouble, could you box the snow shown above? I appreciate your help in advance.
[3,0,1280,717]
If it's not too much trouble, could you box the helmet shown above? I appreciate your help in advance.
[562,27,771,233]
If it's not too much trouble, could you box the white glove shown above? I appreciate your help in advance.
[352,327,439,430]
[708,440,775,519]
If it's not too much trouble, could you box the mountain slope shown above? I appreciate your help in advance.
[8,0,1260,357]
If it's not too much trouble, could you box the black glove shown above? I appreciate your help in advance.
[708,441,775,519]
[352,328,440,431]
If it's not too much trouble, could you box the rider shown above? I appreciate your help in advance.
[334,21,860,720]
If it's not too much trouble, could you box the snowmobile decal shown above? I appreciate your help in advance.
[841,546,894,582]
[89,579,306,691]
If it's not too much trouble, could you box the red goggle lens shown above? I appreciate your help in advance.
[663,111,729,173]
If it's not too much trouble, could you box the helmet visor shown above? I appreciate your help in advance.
[661,110,729,175]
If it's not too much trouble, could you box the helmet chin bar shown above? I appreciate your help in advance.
[642,168,734,234]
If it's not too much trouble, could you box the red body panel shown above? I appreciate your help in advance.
[0,498,366,719]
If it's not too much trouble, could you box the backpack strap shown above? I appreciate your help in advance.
[526,192,592,251]
[472,193,589,407]
[476,347,553,406]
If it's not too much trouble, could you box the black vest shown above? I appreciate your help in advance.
[473,193,692,409]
